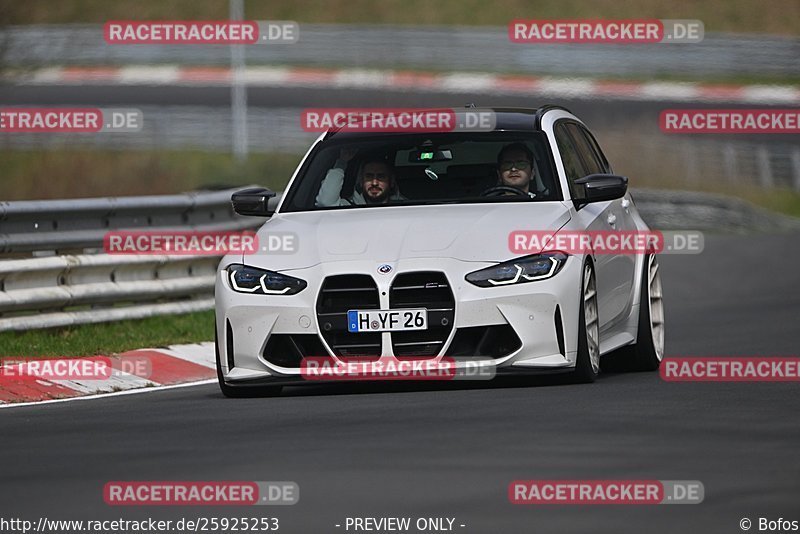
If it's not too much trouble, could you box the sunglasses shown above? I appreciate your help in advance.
[499,160,532,171]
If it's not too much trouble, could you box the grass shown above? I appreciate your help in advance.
[748,190,800,218]
[596,129,800,218]
[0,149,300,200]
[637,182,800,219]
[3,0,800,36]
[0,310,214,358]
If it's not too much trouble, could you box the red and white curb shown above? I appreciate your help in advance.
[0,342,216,406]
[13,65,800,104]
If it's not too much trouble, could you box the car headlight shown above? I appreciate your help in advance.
[226,264,307,295]
[465,252,568,288]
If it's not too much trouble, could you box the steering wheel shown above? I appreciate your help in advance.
[480,185,529,198]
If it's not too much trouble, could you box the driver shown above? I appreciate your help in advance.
[496,143,537,198]
[315,148,406,206]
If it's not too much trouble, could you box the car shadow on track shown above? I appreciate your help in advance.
[206,369,639,399]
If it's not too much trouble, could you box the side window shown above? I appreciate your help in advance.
[565,123,604,176]
[578,125,611,173]
[554,123,588,200]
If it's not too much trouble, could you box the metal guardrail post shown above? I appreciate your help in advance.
[791,148,800,193]
[756,146,774,188]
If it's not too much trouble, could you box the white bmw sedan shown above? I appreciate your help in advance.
[214,107,664,396]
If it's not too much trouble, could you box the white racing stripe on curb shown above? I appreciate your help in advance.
[119,65,180,85]
[439,73,497,92]
[30,67,66,83]
[640,82,701,101]
[741,85,800,104]
[9,66,800,104]
[535,78,597,98]
[243,66,292,85]
[49,371,156,394]
[159,342,217,369]
[333,69,391,88]
[0,379,217,409]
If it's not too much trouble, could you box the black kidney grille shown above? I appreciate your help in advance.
[389,272,455,358]
[316,274,381,358]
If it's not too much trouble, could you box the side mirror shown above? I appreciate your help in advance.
[231,187,276,217]
[573,174,628,208]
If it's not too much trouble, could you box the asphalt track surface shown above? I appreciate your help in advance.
[2,233,799,533]
[3,84,797,145]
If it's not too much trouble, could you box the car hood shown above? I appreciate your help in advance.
[243,202,571,270]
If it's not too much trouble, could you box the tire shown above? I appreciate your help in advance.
[215,328,282,398]
[573,260,600,383]
[612,254,665,372]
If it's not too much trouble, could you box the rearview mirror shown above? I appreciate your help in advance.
[573,174,628,208]
[231,187,276,217]
[408,149,453,163]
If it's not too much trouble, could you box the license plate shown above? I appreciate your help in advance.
[347,309,428,332]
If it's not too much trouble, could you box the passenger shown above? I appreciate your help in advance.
[316,149,406,206]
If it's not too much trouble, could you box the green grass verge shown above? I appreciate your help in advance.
[0,310,214,358]
[633,183,800,219]
[0,149,300,200]
[4,0,800,36]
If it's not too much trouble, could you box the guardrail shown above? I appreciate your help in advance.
[0,254,217,331]
[0,188,269,255]
[3,24,799,78]
[0,187,269,332]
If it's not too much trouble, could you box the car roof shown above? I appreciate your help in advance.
[323,106,574,140]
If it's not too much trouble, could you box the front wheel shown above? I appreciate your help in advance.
[611,254,665,372]
[573,261,600,383]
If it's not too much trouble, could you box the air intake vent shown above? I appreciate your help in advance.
[447,325,522,359]
[263,334,329,368]
[390,272,455,358]
[226,319,235,369]
[554,305,565,357]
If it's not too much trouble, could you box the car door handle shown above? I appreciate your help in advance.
[621,199,630,211]
[607,213,617,226]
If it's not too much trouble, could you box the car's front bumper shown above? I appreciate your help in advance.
[215,256,584,386]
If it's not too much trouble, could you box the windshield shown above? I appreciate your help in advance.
[280,132,561,212]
